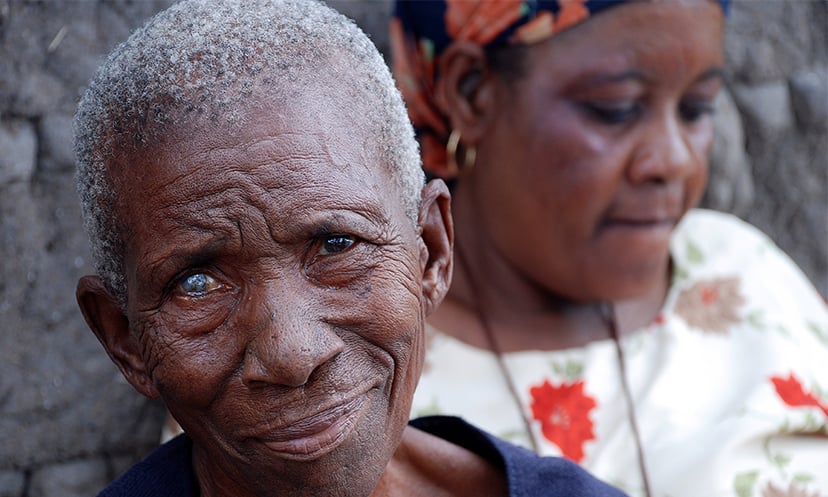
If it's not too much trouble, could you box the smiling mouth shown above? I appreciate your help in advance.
[254,395,367,461]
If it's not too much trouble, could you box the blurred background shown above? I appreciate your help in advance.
[0,1,825,495]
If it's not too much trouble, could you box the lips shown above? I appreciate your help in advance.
[603,196,683,228]
[604,217,676,228]
[250,395,368,461]
[599,202,682,246]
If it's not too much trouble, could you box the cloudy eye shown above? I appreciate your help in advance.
[319,235,355,255]
[179,273,221,296]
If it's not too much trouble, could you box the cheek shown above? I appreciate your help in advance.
[490,129,617,228]
[693,123,715,162]
[362,281,422,357]
[514,105,620,199]
[353,261,423,374]
[134,314,242,410]
[687,124,714,198]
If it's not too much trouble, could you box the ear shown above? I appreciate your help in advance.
[435,41,497,144]
[76,275,160,399]
[417,179,454,316]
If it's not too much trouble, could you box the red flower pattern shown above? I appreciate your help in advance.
[673,276,744,333]
[529,379,597,462]
[770,372,828,418]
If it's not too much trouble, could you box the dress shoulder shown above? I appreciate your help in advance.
[410,416,629,497]
[672,209,778,260]
[669,208,826,322]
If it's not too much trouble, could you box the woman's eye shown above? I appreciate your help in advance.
[584,101,641,124]
[318,235,355,255]
[178,273,222,296]
[679,99,715,123]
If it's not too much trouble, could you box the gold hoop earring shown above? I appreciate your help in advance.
[446,129,477,176]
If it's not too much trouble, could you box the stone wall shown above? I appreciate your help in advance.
[0,1,825,495]
[711,0,827,296]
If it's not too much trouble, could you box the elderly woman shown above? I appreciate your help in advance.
[72,0,632,496]
[391,1,828,496]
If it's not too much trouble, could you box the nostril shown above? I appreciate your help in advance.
[628,136,696,184]
[241,349,316,389]
[241,321,346,389]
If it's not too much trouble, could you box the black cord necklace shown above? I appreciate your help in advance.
[600,301,653,497]
[455,244,653,497]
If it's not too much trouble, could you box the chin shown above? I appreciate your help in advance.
[589,257,671,302]
[223,429,392,497]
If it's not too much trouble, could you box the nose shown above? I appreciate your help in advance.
[627,110,699,185]
[242,292,346,388]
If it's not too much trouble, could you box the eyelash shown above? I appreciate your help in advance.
[164,233,366,298]
[317,234,356,255]
[679,100,715,122]
[178,272,220,296]
[584,101,641,125]
[584,99,715,125]
[304,233,373,287]
[169,270,226,300]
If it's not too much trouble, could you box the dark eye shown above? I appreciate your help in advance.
[679,99,715,123]
[318,235,355,255]
[583,101,642,125]
[179,273,222,296]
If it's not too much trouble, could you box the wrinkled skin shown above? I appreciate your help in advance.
[77,83,454,496]
[438,0,725,348]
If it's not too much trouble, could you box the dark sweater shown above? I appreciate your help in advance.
[99,416,628,497]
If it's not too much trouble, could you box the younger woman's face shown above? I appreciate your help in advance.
[467,0,725,302]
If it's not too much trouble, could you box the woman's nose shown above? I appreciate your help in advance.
[627,111,699,185]
[241,293,346,388]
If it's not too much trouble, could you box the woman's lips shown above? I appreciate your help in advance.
[603,206,680,228]
[606,218,675,228]
[254,395,367,461]
[599,216,677,245]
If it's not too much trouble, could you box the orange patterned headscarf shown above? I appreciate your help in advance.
[390,0,728,179]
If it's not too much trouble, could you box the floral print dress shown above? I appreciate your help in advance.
[410,209,828,497]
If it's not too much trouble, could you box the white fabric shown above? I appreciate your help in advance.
[411,209,828,497]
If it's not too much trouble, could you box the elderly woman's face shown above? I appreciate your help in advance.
[96,91,444,493]
[470,0,724,301]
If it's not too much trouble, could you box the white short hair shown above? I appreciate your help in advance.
[74,0,424,308]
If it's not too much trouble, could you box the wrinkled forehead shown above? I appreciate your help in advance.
[110,83,402,223]
[130,67,369,146]
[119,66,363,157]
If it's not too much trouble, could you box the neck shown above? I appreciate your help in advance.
[370,426,507,497]
[434,190,670,352]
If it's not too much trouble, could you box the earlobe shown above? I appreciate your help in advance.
[76,276,160,399]
[417,179,454,316]
[435,41,496,144]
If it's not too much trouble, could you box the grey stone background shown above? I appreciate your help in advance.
[0,0,825,495]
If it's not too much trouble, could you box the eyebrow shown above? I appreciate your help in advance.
[580,66,725,86]
[581,69,646,85]
[163,245,224,271]
[143,235,232,286]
